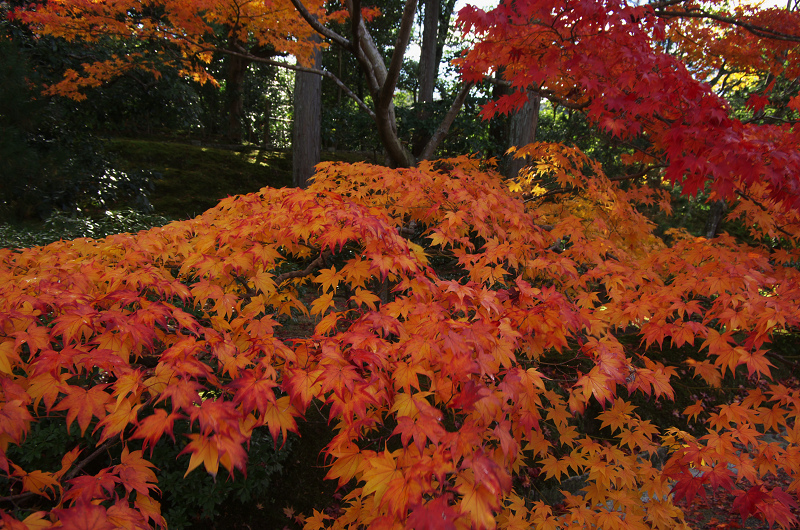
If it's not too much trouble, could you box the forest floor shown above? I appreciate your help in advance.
[106,137,377,220]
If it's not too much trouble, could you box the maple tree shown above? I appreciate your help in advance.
[3,0,800,529]
[14,0,473,168]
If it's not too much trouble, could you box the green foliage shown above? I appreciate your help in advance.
[3,416,289,529]
[0,209,170,249]
[0,18,165,222]
[150,421,290,529]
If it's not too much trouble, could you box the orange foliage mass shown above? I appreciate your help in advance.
[0,151,799,528]
[3,0,800,528]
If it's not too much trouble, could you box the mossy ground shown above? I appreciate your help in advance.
[106,138,374,220]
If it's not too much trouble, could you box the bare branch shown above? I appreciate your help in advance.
[608,164,666,182]
[345,0,381,95]
[419,83,474,160]
[479,75,591,111]
[656,8,800,43]
[288,0,351,48]
[221,48,376,120]
[65,439,117,481]
[523,165,665,202]
[735,190,795,238]
[378,0,418,113]
[276,252,332,284]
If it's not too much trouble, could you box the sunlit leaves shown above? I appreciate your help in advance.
[1,138,800,530]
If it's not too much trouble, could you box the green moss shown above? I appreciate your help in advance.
[106,139,382,220]
[105,138,293,219]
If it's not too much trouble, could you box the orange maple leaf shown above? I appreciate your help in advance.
[54,385,112,435]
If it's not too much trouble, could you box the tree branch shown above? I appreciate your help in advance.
[735,190,795,239]
[65,439,117,481]
[479,75,591,111]
[378,0,418,113]
[288,0,351,49]
[522,165,664,203]
[276,252,332,284]
[656,8,800,42]
[419,82,473,160]
[608,164,666,182]
[349,0,363,54]
[220,48,376,120]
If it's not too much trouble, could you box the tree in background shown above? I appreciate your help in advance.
[0,6,166,221]
[293,36,323,188]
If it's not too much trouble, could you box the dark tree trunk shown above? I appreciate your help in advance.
[505,90,541,179]
[704,200,727,238]
[292,39,322,189]
[418,0,439,105]
[226,52,250,144]
[412,0,440,157]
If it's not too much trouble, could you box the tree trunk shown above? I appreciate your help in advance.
[412,0,440,157]
[292,40,322,189]
[505,90,541,179]
[226,52,250,144]
[704,200,726,238]
[418,0,439,105]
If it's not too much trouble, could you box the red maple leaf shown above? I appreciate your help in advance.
[53,502,115,530]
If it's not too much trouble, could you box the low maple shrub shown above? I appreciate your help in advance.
[1,150,800,529]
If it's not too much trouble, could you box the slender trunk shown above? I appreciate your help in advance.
[292,39,322,188]
[418,0,439,104]
[704,200,727,238]
[506,90,541,179]
[412,0,440,157]
[226,52,250,144]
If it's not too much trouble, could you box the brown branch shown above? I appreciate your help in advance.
[0,491,39,505]
[288,0,351,49]
[608,164,666,182]
[378,0,418,113]
[656,8,800,42]
[276,252,332,284]
[65,439,117,481]
[522,165,663,203]
[478,76,591,111]
[735,190,795,239]
[0,439,118,506]
[219,48,376,120]
[419,82,474,161]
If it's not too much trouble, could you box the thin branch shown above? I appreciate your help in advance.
[419,82,473,160]
[0,439,118,506]
[276,252,332,284]
[649,0,692,8]
[65,439,117,481]
[608,164,666,182]
[539,89,591,111]
[0,491,39,504]
[656,8,800,42]
[522,166,663,203]
[220,48,376,120]
[479,75,591,111]
[524,187,578,202]
[735,190,795,239]
[378,0,418,113]
[288,0,351,49]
